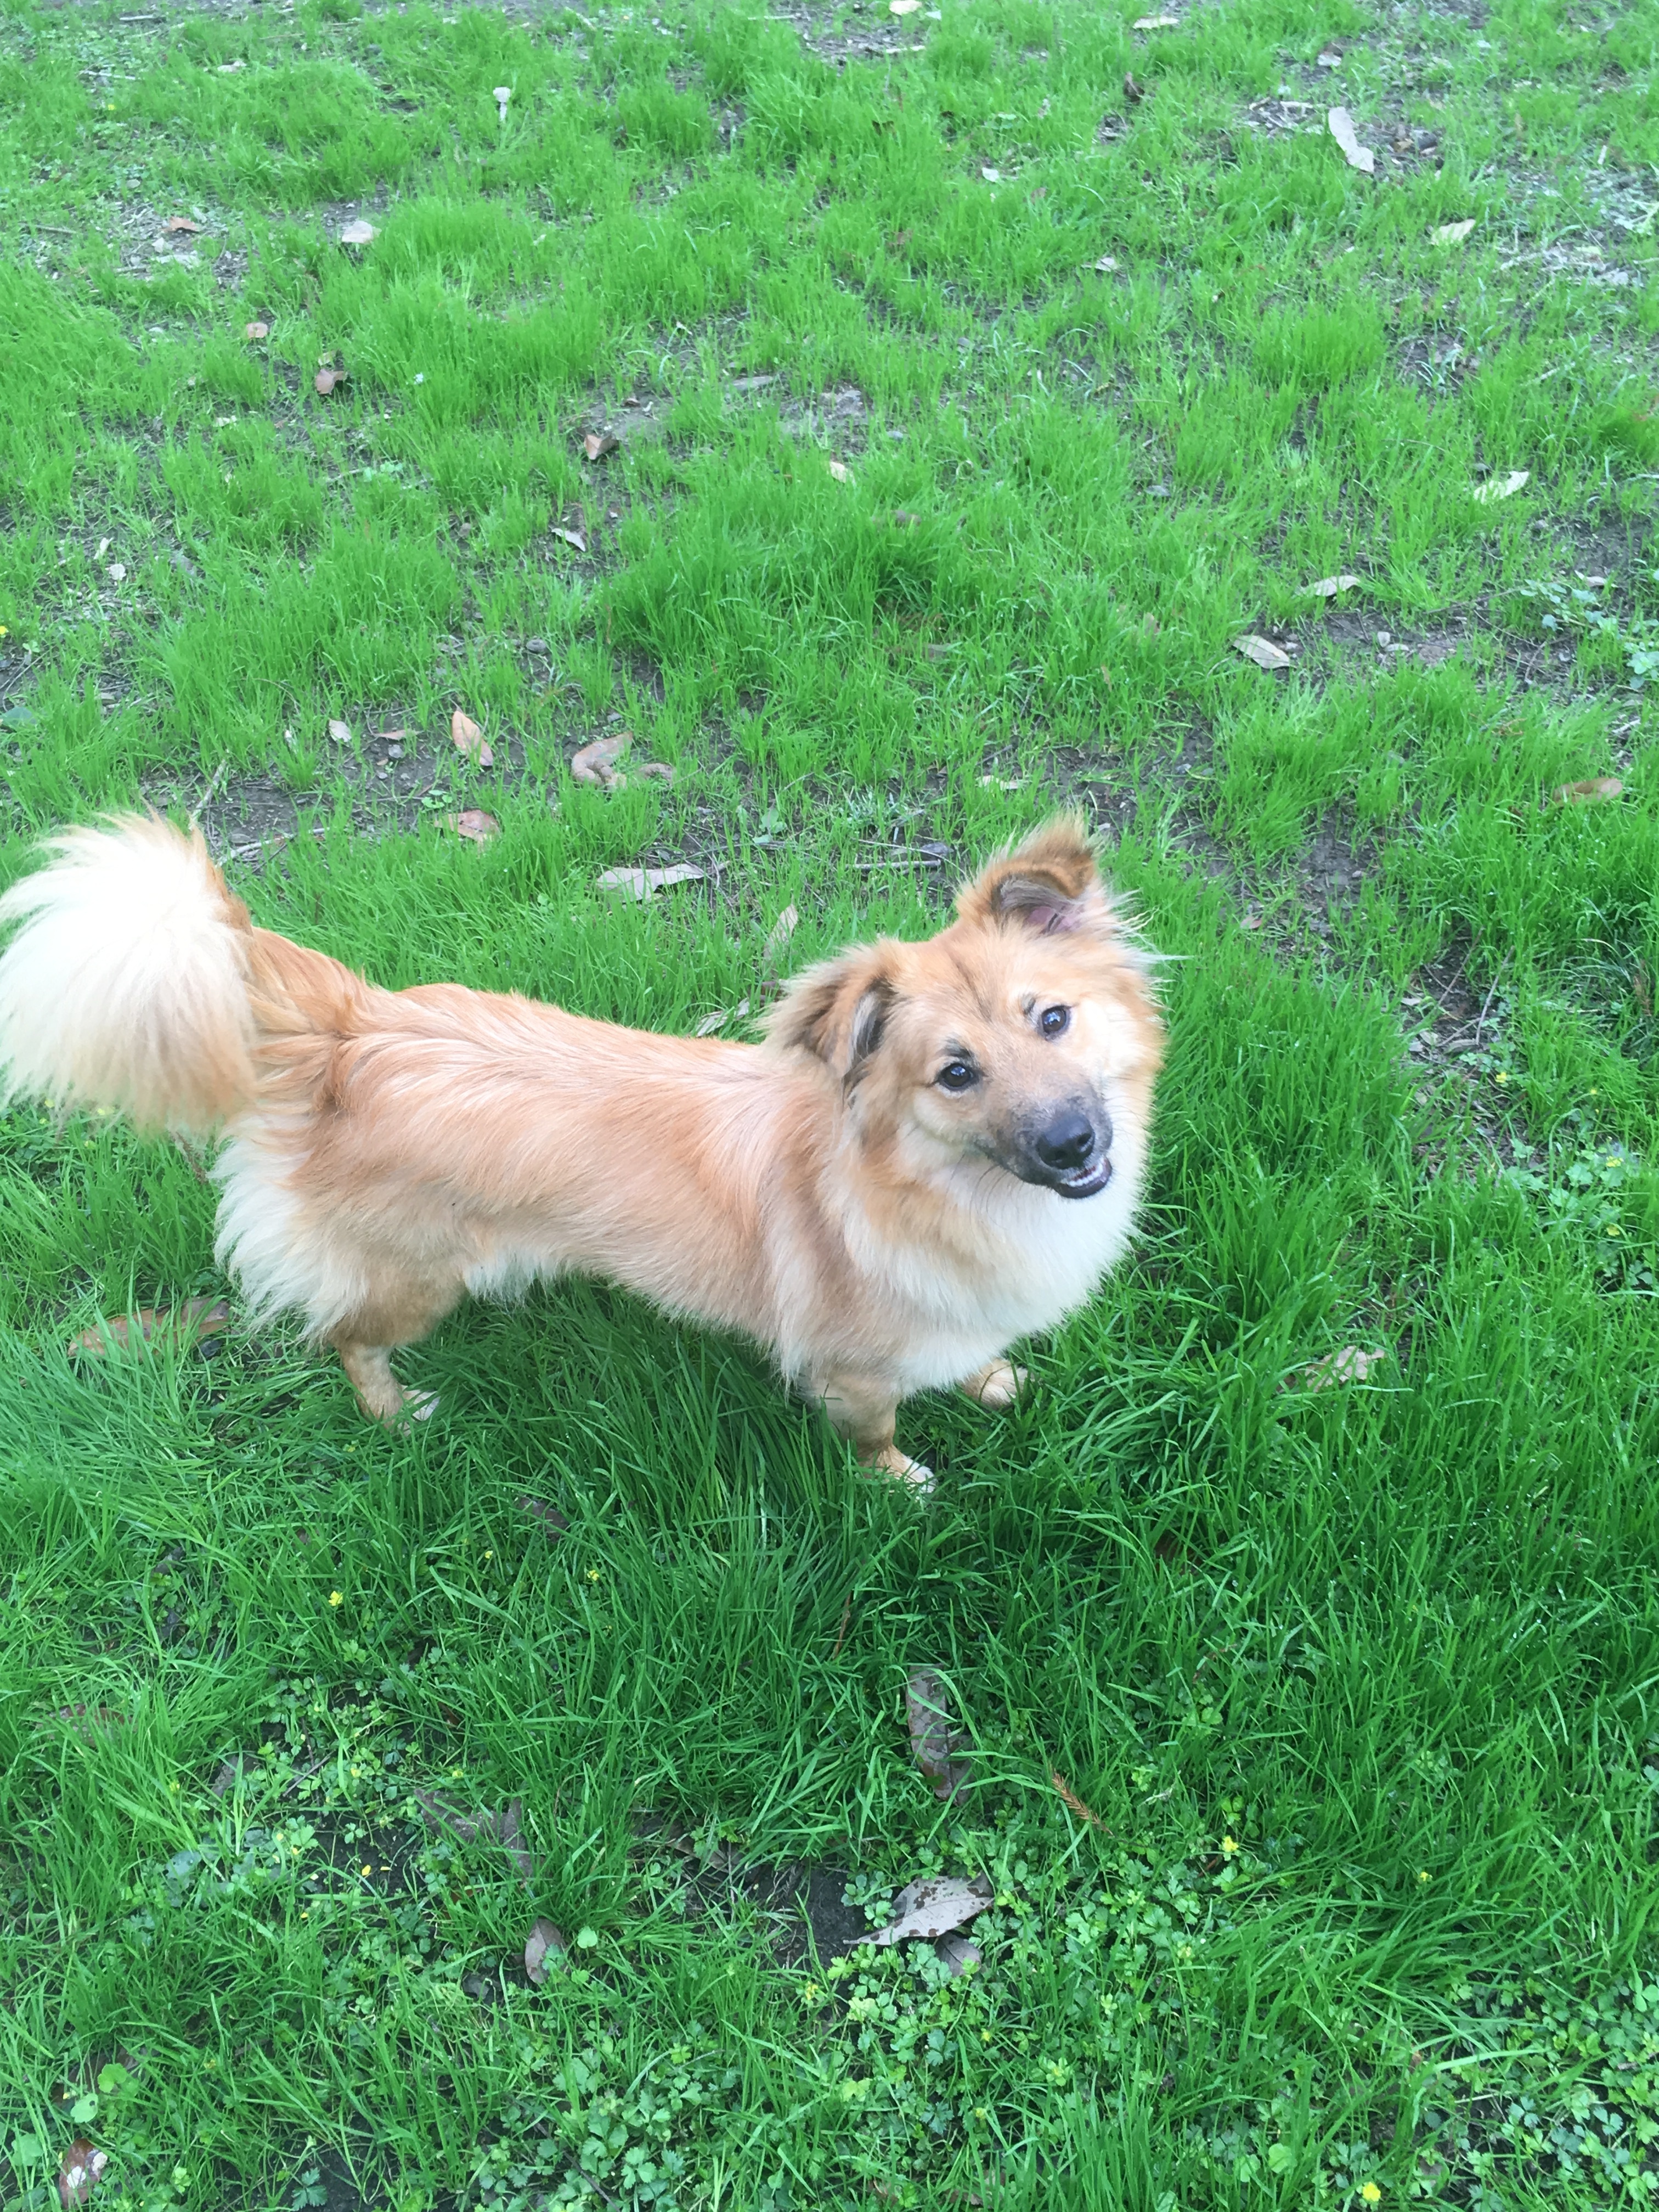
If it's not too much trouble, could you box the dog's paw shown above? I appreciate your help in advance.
[958,1359,1028,1412]
[861,1443,935,1496]
[396,1388,441,1431]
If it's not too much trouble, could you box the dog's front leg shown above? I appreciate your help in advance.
[957,1357,1029,1412]
[335,1341,438,1429]
[816,1373,933,1493]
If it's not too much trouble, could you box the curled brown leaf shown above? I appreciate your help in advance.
[524,1917,566,1984]
[1548,777,1624,807]
[905,1667,971,1801]
[68,1296,229,1359]
[58,2142,107,2210]
[583,432,619,461]
[571,732,631,789]
[451,708,493,769]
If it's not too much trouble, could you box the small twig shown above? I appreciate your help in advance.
[189,758,229,833]
[831,1593,851,1660]
[1474,952,1511,1045]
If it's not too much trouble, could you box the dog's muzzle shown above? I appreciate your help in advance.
[1011,1106,1114,1199]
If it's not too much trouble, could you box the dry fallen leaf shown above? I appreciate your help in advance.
[494,85,512,122]
[411,1791,533,1885]
[244,319,269,341]
[890,0,923,12]
[571,731,631,789]
[1433,218,1477,245]
[1232,634,1292,672]
[696,1008,728,1036]
[164,216,201,235]
[868,1875,993,1947]
[450,809,501,844]
[68,1295,229,1359]
[981,166,1002,182]
[326,717,352,746]
[827,458,854,484]
[935,1933,983,1978]
[1316,45,1343,66]
[1310,573,1362,597]
[551,525,587,553]
[452,708,493,769]
[637,759,675,782]
[516,1493,570,1531]
[906,1667,971,1801]
[1298,1345,1388,1390]
[1548,777,1624,807]
[313,365,348,396]
[597,863,706,900]
[524,1918,566,1985]
[339,218,377,247]
[1132,13,1180,25]
[1094,254,1120,273]
[583,431,619,461]
[58,2142,107,2210]
[1472,469,1529,504]
[48,1703,128,1742]
[763,904,800,967]
[106,563,126,584]
[1124,71,1146,102]
[1327,106,1375,176]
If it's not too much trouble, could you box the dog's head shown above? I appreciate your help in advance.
[768,816,1163,1203]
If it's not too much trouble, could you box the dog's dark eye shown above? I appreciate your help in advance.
[1040,1005,1070,1039]
[936,1060,979,1093]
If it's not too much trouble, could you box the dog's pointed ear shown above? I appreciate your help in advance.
[956,814,1113,938]
[765,946,896,1083]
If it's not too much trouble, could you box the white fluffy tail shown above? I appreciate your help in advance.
[0,815,257,1135]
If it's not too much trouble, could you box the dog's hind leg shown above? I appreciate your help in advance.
[816,1372,933,1494]
[957,1357,1029,1412]
[329,1277,462,1428]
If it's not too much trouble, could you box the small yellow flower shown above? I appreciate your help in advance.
[482,1549,492,1560]
[362,1863,373,1876]
[0,625,8,637]
[586,1567,602,1583]
[329,1590,343,1606]
[1361,2186,1382,2205]
[1606,1223,1622,1237]
[1418,1869,1430,1883]
[1221,1835,1239,1854]
[1495,1070,1509,1084]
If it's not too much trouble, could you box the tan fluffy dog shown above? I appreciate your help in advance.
[0,814,1163,1485]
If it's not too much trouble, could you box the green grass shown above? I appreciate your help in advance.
[3,0,1659,2204]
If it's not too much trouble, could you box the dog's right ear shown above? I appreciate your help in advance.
[765,946,896,1085]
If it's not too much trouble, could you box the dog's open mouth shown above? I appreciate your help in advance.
[1049,1157,1112,1200]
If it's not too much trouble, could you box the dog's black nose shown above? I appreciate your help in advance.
[1034,1111,1097,1171]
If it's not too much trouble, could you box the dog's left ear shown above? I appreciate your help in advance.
[956,813,1114,938]
[766,946,896,1084]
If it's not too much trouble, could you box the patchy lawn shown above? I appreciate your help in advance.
[2,0,1658,2206]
